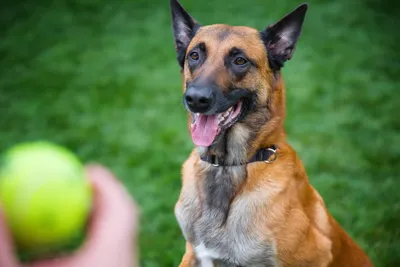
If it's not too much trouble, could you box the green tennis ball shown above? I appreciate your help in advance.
[0,141,92,258]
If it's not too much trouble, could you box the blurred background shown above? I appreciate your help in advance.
[0,0,399,266]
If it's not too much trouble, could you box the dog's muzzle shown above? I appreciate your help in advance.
[183,84,253,147]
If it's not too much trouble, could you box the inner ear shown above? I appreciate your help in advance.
[260,3,308,69]
[170,0,201,68]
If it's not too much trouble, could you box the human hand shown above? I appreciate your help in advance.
[0,165,139,267]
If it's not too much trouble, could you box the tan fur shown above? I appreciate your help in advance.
[175,24,373,267]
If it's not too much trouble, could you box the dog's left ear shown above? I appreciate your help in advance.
[170,0,200,68]
[261,4,308,69]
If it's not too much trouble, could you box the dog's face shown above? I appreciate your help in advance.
[170,0,307,149]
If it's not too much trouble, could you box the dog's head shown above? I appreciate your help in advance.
[170,0,307,154]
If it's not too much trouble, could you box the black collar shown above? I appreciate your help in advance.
[200,145,278,167]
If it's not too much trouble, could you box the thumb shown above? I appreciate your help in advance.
[0,205,20,267]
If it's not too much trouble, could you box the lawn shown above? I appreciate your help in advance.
[0,0,399,266]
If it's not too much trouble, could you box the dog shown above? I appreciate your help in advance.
[170,0,374,266]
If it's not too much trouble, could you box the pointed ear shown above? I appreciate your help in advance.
[170,0,200,68]
[260,4,308,69]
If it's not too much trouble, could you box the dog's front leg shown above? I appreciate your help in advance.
[179,242,198,267]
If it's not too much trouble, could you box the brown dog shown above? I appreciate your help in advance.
[170,0,374,266]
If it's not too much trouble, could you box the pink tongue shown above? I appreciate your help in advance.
[191,114,220,146]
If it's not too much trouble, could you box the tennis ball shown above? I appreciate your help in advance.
[0,141,92,257]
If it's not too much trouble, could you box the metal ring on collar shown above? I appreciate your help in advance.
[264,147,277,164]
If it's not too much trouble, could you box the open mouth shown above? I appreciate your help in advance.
[190,101,243,147]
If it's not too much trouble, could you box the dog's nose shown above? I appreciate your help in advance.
[184,87,214,113]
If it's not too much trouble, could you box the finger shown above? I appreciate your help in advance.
[0,205,19,267]
[85,164,138,239]
[83,165,139,267]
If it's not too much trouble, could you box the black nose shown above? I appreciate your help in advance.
[184,87,214,113]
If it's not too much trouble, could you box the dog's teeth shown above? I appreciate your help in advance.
[218,107,235,125]
[192,113,198,123]
[218,113,226,124]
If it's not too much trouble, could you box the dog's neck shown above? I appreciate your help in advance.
[194,74,287,225]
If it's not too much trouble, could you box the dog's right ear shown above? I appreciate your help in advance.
[170,0,200,68]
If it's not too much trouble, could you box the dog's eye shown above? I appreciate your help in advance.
[190,52,199,61]
[234,57,248,65]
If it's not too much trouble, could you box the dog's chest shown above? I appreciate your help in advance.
[175,164,277,267]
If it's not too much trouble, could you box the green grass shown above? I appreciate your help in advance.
[0,0,399,266]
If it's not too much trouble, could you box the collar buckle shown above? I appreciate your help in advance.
[211,155,219,167]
